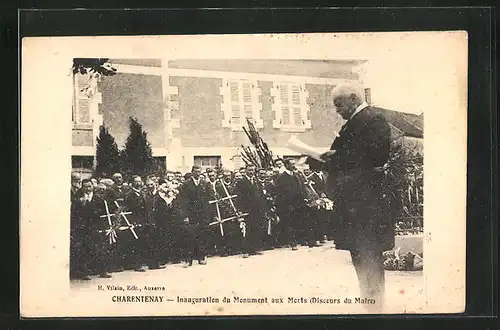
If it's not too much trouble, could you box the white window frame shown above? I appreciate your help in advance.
[271,81,312,132]
[219,78,263,131]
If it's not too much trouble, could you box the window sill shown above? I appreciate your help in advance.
[226,119,264,131]
[278,127,308,133]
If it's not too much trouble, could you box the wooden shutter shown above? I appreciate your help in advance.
[242,81,253,120]
[78,98,91,122]
[279,84,290,125]
[76,74,91,123]
[230,81,240,125]
[291,84,302,126]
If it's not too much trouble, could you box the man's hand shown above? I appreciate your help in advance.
[183,217,190,224]
[320,150,336,161]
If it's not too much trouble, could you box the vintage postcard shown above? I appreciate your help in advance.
[20,32,467,317]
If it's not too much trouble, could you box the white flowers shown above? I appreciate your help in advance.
[312,197,334,211]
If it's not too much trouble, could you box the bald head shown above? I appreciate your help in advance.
[71,173,82,189]
[331,84,365,120]
[112,173,124,185]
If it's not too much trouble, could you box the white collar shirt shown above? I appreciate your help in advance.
[349,101,369,122]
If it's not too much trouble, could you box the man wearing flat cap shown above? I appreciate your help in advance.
[314,83,395,312]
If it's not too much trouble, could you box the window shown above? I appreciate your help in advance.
[74,74,90,124]
[271,82,311,132]
[220,79,263,130]
[194,156,221,169]
[71,156,94,178]
[72,73,101,128]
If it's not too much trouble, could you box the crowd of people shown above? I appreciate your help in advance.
[70,158,334,281]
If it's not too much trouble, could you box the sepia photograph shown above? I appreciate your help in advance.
[21,32,467,317]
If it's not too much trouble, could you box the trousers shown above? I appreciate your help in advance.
[350,247,385,311]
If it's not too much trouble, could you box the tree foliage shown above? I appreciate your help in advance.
[72,58,117,76]
[95,126,121,177]
[121,117,154,177]
[241,119,275,167]
[386,137,423,232]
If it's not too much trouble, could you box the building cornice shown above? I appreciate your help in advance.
[113,64,359,86]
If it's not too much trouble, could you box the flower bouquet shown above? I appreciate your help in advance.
[383,247,423,271]
[313,196,335,211]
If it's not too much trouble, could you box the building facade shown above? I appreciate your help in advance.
[72,58,373,175]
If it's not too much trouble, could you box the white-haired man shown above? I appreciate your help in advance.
[110,172,131,204]
[315,83,395,312]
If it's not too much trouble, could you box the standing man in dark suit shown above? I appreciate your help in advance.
[123,175,150,272]
[153,180,181,264]
[72,179,113,279]
[319,83,394,312]
[177,165,210,267]
[233,164,266,257]
[219,169,244,256]
[143,177,165,270]
[307,165,329,243]
[256,168,276,250]
[274,159,307,250]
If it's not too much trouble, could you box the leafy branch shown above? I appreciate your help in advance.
[72,58,117,76]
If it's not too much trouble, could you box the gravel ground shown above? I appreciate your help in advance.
[70,242,425,316]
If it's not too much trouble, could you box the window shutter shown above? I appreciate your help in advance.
[273,82,311,131]
[291,85,302,126]
[78,98,91,122]
[242,82,253,120]
[282,106,290,125]
[230,81,239,102]
[292,107,302,126]
[221,79,263,130]
[291,85,300,105]
[76,74,91,123]
[280,84,290,125]
[280,84,289,104]
[230,81,240,124]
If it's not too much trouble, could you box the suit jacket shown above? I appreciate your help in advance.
[256,179,277,214]
[233,176,266,221]
[109,184,132,204]
[153,194,180,230]
[72,191,106,234]
[206,180,236,220]
[326,106,391,182]
[274,171,306,217]
[309,172,327,196]
[177,177,211,227]
[124,188,149,224]
[324,106,394,251]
